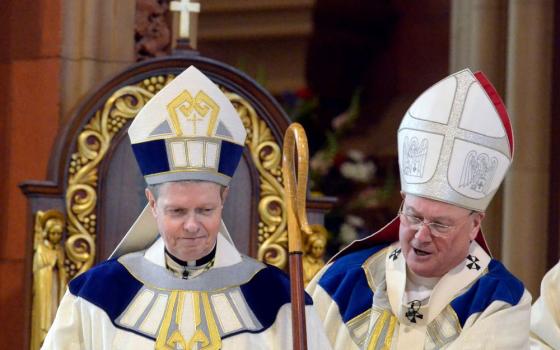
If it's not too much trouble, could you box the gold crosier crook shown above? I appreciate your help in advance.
[282,123,313,350]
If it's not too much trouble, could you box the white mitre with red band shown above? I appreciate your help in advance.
[330,69,512,261]
[398,68,514,212]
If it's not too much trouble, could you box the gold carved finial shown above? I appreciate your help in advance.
[31,210,66,350]
[282,123,313,254]
[282,123,327,286]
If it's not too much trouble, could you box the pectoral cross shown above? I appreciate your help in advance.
[170,0,200,42]
[405,300,423,323]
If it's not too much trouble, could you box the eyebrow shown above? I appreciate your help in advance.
[404,204,454,223]
[163,206,184,210]
[164,203,218,209]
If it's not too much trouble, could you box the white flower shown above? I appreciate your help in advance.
[340,161,376,182]
[347,149,365,162]
[346,215,365,227]
[339,223,358,244]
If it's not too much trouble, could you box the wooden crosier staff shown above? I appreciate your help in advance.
[282,123,312,350]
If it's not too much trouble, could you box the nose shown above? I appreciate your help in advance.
[414,223,432,242]
[183,213,200,233]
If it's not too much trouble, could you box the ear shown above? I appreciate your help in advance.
[145,188,158,217]
[400,191,406,200]
[221,186,230,204]
[469,211,485,241]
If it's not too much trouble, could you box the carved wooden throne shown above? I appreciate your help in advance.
[20,54,333,349]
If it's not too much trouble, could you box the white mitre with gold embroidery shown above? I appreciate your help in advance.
[110,66,246,258]
[398,68,514,212]
[128,65,246,186]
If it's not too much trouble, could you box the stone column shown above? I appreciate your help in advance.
[502,0,554,296]
[60,0,136,120]
[449,0,508,258]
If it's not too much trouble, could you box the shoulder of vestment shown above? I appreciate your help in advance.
[240,262,313,330]
[318,243,391,322]
[450,258,526,327]
[68,259,142,321]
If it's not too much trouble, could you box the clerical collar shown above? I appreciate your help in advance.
[404,267,440,305]
[406,267,440,289]
[165,243,217,267]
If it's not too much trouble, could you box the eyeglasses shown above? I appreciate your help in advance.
[398,201,475,238]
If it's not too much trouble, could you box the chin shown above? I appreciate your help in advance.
[415,270,440,278]
[171,247,200,260]
[407,261,440,278]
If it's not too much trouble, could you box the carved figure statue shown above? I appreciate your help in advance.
[303,225,327,285]
[31,210,66,350]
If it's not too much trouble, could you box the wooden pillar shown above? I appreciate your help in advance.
[449,0,508,258]
[60,0,136,120]
[0,1,63,348]
[0,1,136,347]
[548,0,560,269]
[502,0,554,296]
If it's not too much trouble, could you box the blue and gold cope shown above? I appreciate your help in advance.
[69,258,312,349]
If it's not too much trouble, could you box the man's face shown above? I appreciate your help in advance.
[146,181,227,261]
[399,194,484,277]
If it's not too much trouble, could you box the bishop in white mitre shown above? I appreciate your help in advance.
[41,66,331,350]
[307,69,531,349]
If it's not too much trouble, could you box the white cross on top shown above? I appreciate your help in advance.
[170,0,201,39]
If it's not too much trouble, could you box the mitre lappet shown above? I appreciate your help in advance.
[111,66,247,258]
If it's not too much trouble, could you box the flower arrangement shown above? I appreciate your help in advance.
[279,88,400,256]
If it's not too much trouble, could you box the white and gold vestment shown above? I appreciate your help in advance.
[42,233,330,349]
[530,260,560,349]
[307,68,530,349]
[308,228,531,349]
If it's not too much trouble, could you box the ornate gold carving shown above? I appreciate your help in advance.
[32,72,329,350]
[226,92,289,269]
[64,76,174,279]
[226,93,327,276]
[63,73,327,278]
[31,210,66,350]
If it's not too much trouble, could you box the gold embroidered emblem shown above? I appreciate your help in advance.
[156,291,221,350]
[167,90,220,137]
